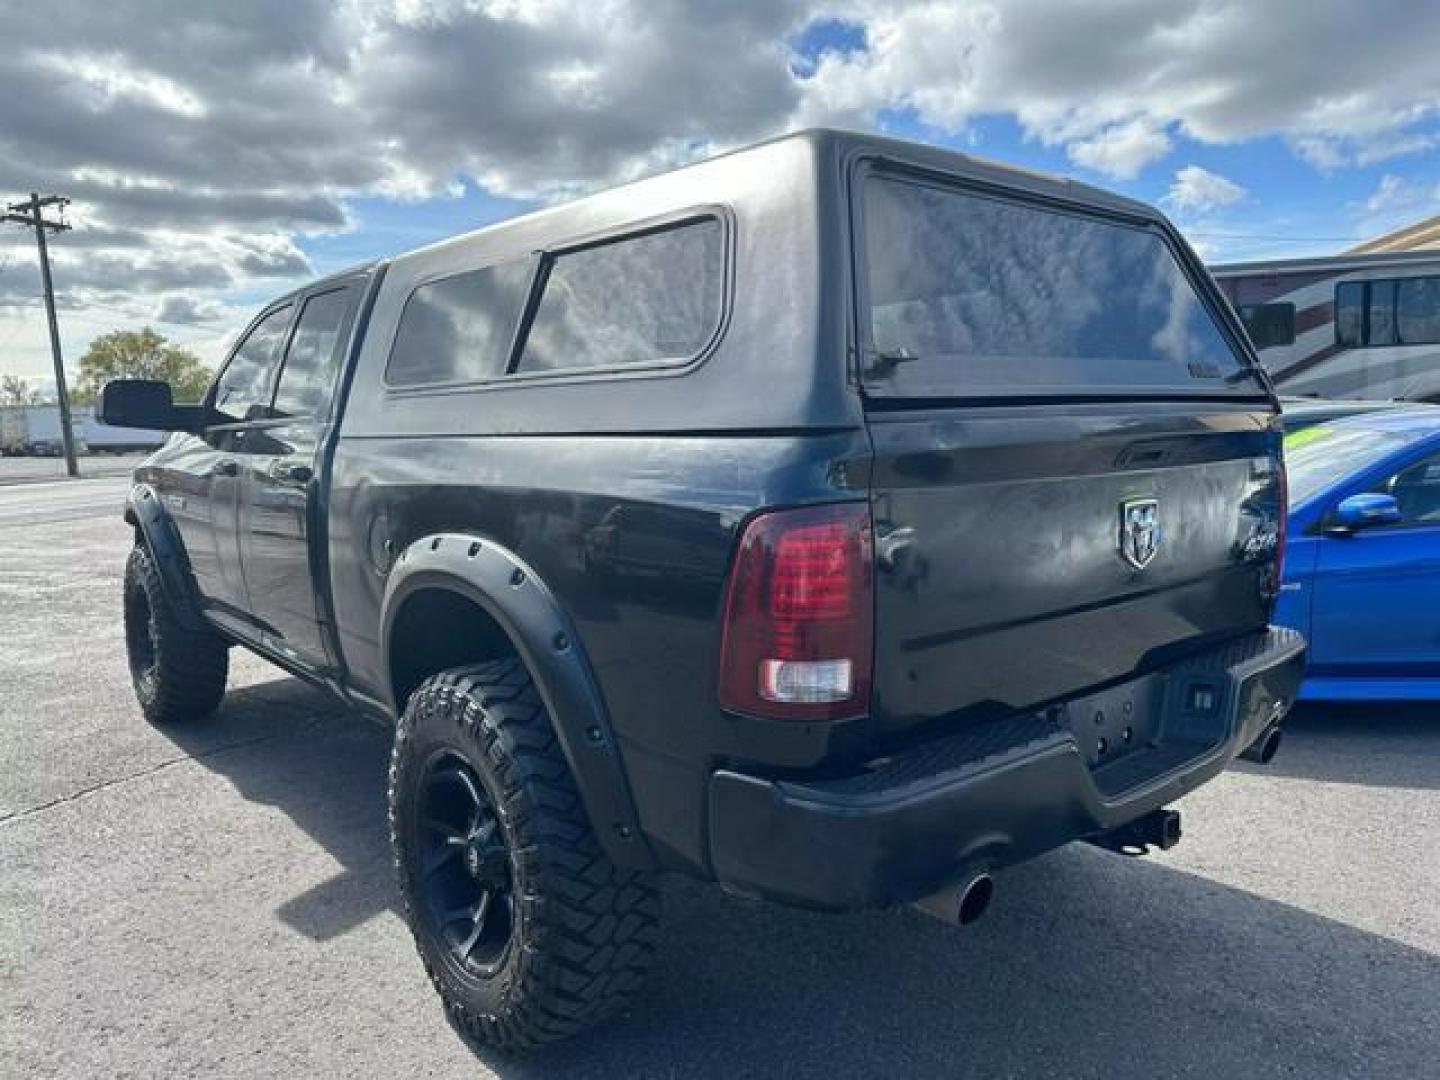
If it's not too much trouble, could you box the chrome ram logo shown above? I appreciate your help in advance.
[1119,498,1161,570]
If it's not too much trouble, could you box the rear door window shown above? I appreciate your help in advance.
[273,285,357,418]
[861,173,1250,395]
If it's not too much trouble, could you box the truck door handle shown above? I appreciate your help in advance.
[272,463,313,484]
[214,459,239,477]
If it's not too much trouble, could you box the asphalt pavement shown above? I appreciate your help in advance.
[0,452,152,487]
[1,476,1437,1078]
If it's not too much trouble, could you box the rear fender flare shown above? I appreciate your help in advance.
[379,533,654,870]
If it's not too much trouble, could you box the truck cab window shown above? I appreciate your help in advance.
[212,305,292,423]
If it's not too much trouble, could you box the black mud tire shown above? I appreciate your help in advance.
[123,543,229,725]
[390,659,660,1051]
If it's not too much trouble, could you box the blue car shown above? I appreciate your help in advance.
[1277,407,1440,700]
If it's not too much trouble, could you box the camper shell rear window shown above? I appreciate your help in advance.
[858,170,1252,397]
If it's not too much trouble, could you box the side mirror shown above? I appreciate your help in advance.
[1327,492,1403,534]
[97,379,203,433]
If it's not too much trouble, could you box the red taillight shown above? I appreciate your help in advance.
[718,503,873,721]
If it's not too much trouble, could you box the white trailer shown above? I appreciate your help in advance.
[77,406,164,454]
[0,404,162,456]
[0,406,79,456]
[1210,250,1440,401]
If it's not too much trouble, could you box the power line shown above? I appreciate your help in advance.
[3,194,79,477]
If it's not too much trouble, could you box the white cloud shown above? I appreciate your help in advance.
[1067,118,1173,180]
[1165,165,1248,213]
[3,0,1440,377]
[1363,174,1409,215]
[798,0,1440,179]
[34,51,208,119]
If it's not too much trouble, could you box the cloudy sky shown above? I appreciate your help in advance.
[2,0,1439,384]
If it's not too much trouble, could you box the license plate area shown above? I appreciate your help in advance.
[1053,666,1233,798]
[1052,674,1167,769]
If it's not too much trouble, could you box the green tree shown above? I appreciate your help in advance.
[74,328,213,404]
[0,374,43,407]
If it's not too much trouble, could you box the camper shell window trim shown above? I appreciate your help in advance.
[846,154,1267,401]
[381,205,734,396]
[1335,275,1440,349]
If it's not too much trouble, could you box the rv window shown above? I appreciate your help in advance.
[387,259,533,387]
[1397,277,1440,345]
[1335,282,1365,347]
[1335,275,1440,349]
[1368,280,1398,347]
[515,218,723,375]
[1237,302,1296,349]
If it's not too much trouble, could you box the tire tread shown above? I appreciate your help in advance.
[124,544,228,724]
[389,658,659,1051]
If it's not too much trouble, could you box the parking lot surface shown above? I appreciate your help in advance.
[0,452,152,487]
[2,476,1437,1078]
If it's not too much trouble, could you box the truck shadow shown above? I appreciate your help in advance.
[168,675,1440,1078]
[1232,700,1440,791]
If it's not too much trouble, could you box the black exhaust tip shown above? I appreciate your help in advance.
[957,873,994,926]
[914,870,995,928]
[1241,725,1283,764]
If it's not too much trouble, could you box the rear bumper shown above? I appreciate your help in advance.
[707,626,1305,910]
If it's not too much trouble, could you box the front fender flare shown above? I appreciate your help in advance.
[124,484,205,632]
[379,533,654,870]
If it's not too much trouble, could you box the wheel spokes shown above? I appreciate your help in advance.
[424,843,462,876]
[423,817,466,844]
[450,768,483,813]
[458,891,492,959]
[417,752,512,971]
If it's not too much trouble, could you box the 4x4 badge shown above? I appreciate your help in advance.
[1119,498,1161,570]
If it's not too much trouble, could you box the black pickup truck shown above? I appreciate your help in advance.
[102,129,1304,1050]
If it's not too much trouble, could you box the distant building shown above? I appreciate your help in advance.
[1349,214,1440,255]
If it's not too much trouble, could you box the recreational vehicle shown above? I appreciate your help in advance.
[1211,250,1440,401]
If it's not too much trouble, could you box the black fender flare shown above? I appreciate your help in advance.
[123,484,205,632]
[379,533,655,870]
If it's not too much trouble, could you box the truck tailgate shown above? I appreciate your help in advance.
[866,402,1283,737]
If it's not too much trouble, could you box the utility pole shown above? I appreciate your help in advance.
[3,194,78,477]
